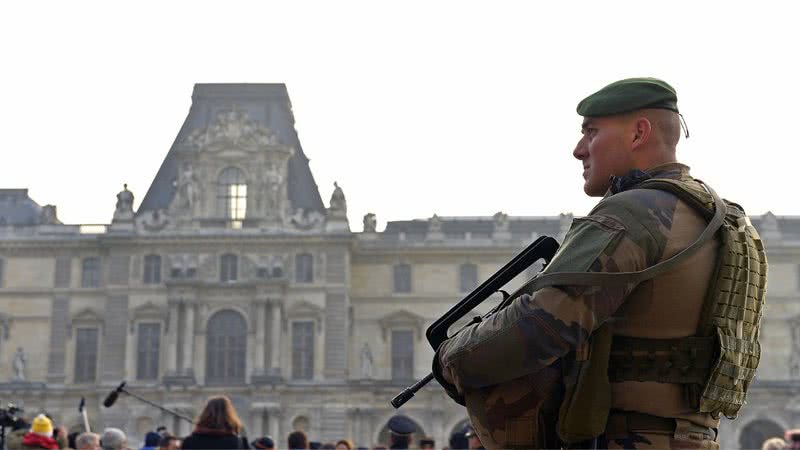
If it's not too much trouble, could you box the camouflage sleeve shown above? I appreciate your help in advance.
[437,190,675,392]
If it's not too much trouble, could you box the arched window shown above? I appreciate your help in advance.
[206,310,247,384]
[143,255,161,284]
[220,253,238,282]
[217,167,247,228]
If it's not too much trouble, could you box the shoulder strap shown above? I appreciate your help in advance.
[516,181,726,292]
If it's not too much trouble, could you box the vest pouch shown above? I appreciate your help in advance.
[557,322,613,444]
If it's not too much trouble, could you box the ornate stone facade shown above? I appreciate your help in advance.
[0,84,798,449]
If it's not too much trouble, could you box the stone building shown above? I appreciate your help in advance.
[0,83,797,449]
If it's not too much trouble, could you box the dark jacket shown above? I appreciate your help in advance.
[181,430,249,450]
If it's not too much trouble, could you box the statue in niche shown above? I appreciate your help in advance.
[360,342,374,379]
[329,182,347,216]
[363,213,377,233]
[265,162,285,213]
[12,347,26,381]
[175,163,198,210]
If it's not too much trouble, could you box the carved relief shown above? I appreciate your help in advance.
[288,208,325,231]
[184,107,279,152]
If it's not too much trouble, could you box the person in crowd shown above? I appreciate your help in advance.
[157,435,180,450]
[386,416,414,450]
[155,428,168,438]
[447,427,468,450]
[418,438,434,450]
[250,436,274,450]
[67,432,80,450]
[762,436,787,450]
[75,432,101,450]
[287,431,309,450]
[785,429,800,450]
[463,428,483,450]
[334,440,353,450]
[140,432,161,450]
[20,414,68,450]
[181,396,249,450]
[100,428,128,450]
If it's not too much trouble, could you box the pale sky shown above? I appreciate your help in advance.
[1,1,798,231]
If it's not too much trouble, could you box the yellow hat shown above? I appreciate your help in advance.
[31,414,53,437]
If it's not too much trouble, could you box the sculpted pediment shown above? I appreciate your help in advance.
[182,106,285,154]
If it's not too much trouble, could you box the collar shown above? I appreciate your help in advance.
[606,162,691,195]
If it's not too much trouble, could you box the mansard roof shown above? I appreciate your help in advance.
[137,83,325,215]
[0,189,42,226]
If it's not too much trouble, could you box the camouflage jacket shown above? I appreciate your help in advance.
[436,162,719,428]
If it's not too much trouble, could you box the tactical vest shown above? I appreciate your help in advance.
[522,177,767,441]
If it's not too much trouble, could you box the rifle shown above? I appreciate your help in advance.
[390,236,560,408]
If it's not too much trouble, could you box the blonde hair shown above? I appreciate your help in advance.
[762,437,786,450]
[335,440,353,450]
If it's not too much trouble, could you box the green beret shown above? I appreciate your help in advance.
[576,77,679,116]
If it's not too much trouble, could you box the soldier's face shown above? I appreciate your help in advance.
[573,116,636,196]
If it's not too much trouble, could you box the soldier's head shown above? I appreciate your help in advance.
[573,77,683,196]
[387,415,415,449]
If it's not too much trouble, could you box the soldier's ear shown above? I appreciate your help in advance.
[631,117,652,149]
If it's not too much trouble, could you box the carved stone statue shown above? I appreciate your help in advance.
[40,204,59,225]
[360,342,374,379]
[363,213,377,233]
[493,211,509,232]
[113,184,135,223]
[264,162,285,214]
[329,182,347,217]
[175,164,197,210]
[12,347,26,381]
[429,214,442,233]
[116,184,134,213]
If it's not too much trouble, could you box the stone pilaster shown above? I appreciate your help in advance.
[323,292,348,379]
[47,295,70,384]
[102,295,129,382]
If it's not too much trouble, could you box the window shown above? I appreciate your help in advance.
[295,253,313,283]
[136,323,161,380]
[143,255,161,284]
[75,328,99,382]
[391,329,414,381]
[217,167,247,228]
[459,263,478,293]
[393,264,412,293]
[220,254,238,282]
[292,321,314,380]
[206,311,247,384]
[81,257,101,288]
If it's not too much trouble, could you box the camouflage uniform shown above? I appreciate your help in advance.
[436,163,721,449]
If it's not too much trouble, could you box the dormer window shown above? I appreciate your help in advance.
[217,167,247,229]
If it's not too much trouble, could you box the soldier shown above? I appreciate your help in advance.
[432,78,767,449]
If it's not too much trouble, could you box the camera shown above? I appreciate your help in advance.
[0,402,23,427]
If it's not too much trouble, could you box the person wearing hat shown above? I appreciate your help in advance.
[386,416,415,450]
[251,436,275,450]
[433,78,766,449]
[20,414,67,450]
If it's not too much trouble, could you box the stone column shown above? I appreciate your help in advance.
[166,300,179,373]
[249,407,263,438]
[267,407,281,441]
[182,302,195,375]
[254,301,266,374]
[270,300,282,376]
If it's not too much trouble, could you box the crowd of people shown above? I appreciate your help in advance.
[3,396,483,450]
[764,430,800,450]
